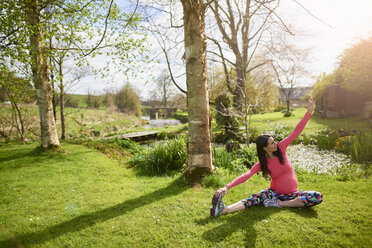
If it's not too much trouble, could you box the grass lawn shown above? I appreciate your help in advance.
[1,143,371,247]
[247,108,371,134]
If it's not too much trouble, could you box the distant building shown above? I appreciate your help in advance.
[316,84,371,118]
[278,87,312,108]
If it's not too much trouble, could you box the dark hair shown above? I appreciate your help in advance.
[256,134,284,177]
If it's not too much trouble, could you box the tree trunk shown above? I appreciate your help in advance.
[27,0,60,149]
[59,59,66,140]
[180,0,213,183]
[233,64,246,112]
[12,102,25,141]
[163,83,167,107]
[50,36,57,122]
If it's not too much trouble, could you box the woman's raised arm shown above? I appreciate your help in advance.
[279,96,314,150]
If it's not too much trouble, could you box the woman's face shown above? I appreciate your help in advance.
[264,137,277,153]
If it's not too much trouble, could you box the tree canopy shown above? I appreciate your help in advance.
[312,37,372,103]
[336,37,372,97]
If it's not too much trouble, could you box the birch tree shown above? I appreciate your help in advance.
[139,0,215,180]
[180,0,214,181]
[0,0,145,148]
[208,0,290,112]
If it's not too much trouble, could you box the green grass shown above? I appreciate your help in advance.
[247,108,371,135]
[1,143,372,247]
[61,107,145,139]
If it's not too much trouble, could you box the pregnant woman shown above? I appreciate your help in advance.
[211,96,323,217]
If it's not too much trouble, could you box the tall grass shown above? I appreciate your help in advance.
[129,137,187,175]
[212,144,257,174]
[350,131,372,164]
[314,129,340,150]
[323,129,372,166]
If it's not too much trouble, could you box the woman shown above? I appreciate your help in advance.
[211,96,323,217]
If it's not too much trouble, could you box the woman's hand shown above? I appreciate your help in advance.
[307,95,314,114]
[215,186,229,198]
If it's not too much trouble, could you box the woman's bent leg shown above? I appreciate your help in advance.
[277,191,323,208]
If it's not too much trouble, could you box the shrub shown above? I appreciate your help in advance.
[64,95,80,107]
[349,131,372,164]
[301,133,312,145]
[273,105,287,112]
[157,131,168,140]
[238,144,258,168]
[264,123,292,142]
[109,138,144,154]
[335,130,372,165]
[130,137,187,175]
[332,163,367,181]
[214,94,242,142]
[115,83,142,117]
[213,146,237,170]
[313,128,340,150]
[212,145,247,174]
[283,111,292,117]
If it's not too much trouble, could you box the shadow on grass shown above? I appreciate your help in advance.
[197,206,318,247]
[0,145,38,164]
[0,175,189,247]
[0,146,74,170]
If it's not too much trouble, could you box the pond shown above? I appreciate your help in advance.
[141,116,182,129]
[286,144,353,174]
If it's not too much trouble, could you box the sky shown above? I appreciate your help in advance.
[69,0,372,99]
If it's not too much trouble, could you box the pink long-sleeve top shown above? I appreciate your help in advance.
[226,111,312,194]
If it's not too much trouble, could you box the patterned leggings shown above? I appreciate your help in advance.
[242,188,323,208]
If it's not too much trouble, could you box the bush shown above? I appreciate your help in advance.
[214,94,242,142]
[64,95,80,108]
[213,146,237,170]
[313,128,340,150]
[348,131,372,165]
[273,105,287,112]
[335,130,372,165]
[129,137,187,175]
[264,123,292,142]
[212,145,247,174]
[115,83,142,117]
[283,111,292,117]
[238,144,258,168]
[332,163,367,181]
[108,138,144,154]
[157,131,168,140]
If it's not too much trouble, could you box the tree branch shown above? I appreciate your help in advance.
[290,0,334,28]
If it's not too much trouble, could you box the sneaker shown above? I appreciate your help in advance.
[263,197,281,208]
[210,193,225,216]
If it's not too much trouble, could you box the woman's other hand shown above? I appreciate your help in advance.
[307,95,314,114]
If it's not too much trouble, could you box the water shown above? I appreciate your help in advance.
[141,116,181,129]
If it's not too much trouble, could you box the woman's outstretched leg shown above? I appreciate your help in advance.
[221,201,245,214]
[212,188,276,216]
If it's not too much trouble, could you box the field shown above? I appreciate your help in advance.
[242,108,371,134]
[1,107,372,247]
[1,143,371,247]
